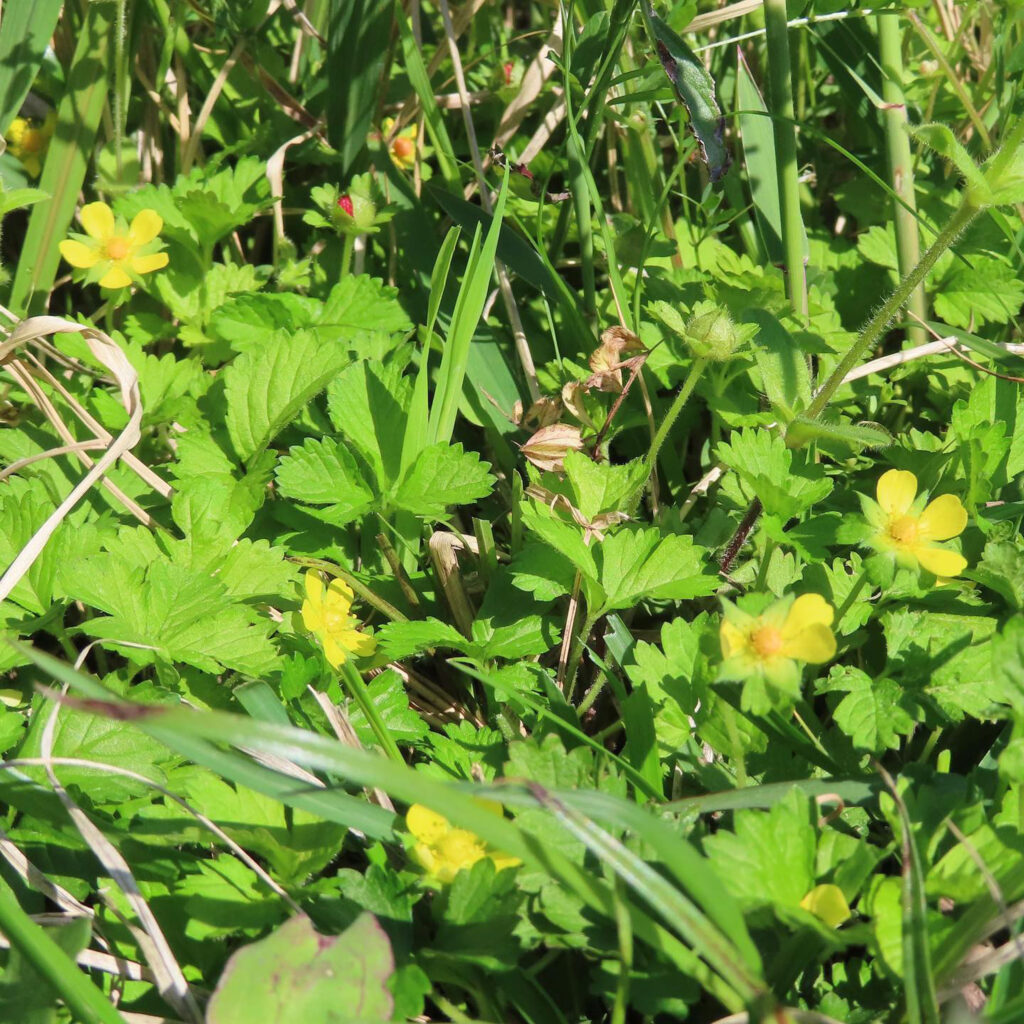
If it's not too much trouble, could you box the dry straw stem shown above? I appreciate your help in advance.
[0,316,172,606]
[38,695,203,1023]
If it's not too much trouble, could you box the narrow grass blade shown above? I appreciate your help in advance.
[8,1,115,315]
[0,877,127,1024]
[393,0,460,189]
[0,0,64,131]
[428,171,509,446]
[736,51,787,265]
[325,0,392,174]
[880,767,940,1024]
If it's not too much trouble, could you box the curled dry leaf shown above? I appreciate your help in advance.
[522,395,562,430]
[520,423,584,473]
[587,326,646,392]
[561,381,596,429]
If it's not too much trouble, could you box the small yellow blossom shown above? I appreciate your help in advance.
[5,112,57,177]
[862,469,968,578]
[301,570,376,668]
[59,202,169,289]
[800,883,851,928]
[381,117,418,171]
[406,802,520,885]
[719,593,836,696]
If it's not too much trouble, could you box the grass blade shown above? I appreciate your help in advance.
[8,0,115,315]
[0,877,127,1024]
[0,0,64,132]
[428,170,509,446]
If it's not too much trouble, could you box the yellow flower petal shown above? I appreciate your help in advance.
[491,852,523,872]
[59,239,101,269]
[128,208,163,245]
[98,265,133,289]
[917,493,967,542]
[129,252,169,276]
[407,804,450,844]
[915,545,968,578]
[781,594,834,636]
[783,622,836,664]
[876,469,917,517]
[719,618,746,658]
[322,634,350,668]
[325,576,355,614]
[801,883,851,928]
[79,201,115,241]
[302,572,324,628]
[337,629,376,658]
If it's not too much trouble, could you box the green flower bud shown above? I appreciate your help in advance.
[684,307,744,361]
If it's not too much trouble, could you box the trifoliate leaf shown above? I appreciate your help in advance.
[71,556,278,675]
[817,665,917,754]
[716,428,833,519]
[701,788,816,910]
[592,527,717,613]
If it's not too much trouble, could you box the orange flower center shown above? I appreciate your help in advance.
[392,136,415,162]
[21,131,44,153]
[888,515,919,546]
[105,237,131,261]
[751,625,784,659]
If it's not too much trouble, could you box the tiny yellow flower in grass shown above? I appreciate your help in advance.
[301,570,376,668]
[406,802,521,885]
[719,593,836,701]
[59,202,169,289]
[863,469,968,579]
[381,117,418,171]
[5,112,57,177]
[800,883,851,929]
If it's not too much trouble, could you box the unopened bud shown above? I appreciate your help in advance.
[685,308,743,361]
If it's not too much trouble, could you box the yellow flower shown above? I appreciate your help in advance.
[59,202,169,289]
[406,802,520,885]
[381,117,418,171]
[719,593,836,696]
[300,570,376,668]
[863,469,968,578]
[800,883,851,929]
[5,112,56,177]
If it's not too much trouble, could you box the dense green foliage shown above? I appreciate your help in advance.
[1,1,1024,1021]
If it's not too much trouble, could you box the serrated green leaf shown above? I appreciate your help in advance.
[716,428,833,519]
[818,666,916,754]
[275,437,375,523]
[224,330,351,464]
[563,451,645,521]
[392,442,493,518]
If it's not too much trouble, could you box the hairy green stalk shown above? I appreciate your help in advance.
[764,0,807,316]
[806,195,979,418]
[878,12,925,345]
[643,358,708,481]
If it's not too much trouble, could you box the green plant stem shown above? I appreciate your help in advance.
[643,358,707,482]
[565,610,599,704]
[764,0,807,317]
[339,659,404,763]
[0,878,127,1024]
[806,195,979,419]
[753,538,775,592]
[340,232,356,277]
[877,12,926,345]
[577,668,608,717]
